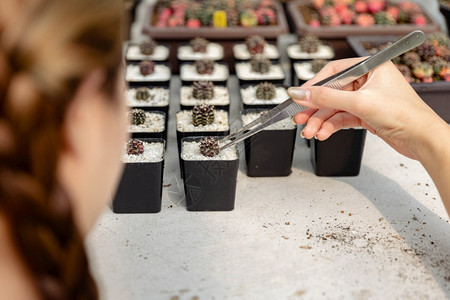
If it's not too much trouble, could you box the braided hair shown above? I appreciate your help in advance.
[0,0,123,298]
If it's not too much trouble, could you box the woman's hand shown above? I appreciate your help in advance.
[287,57,446,160]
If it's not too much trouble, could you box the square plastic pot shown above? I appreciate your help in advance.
[181,136,239,211]
[240,84,289,110]
[179,62,229,86]
[179,84,230,112]
[311,129,366,176]
[126,62,171,88]
[242,109,297,177]
[130,111,167,143]
[125,43,171,63]
[112,138,165,213]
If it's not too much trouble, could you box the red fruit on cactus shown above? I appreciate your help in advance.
[356,13,375,27]
[339,8,355,25]
[334,4,348,14]
[313,0,325,10]
[398,1,421,14]
[159,8,172,21]
[354,0,368,13]
[256,7,276,25]
[386,6,400,20]
[412,14,426,26]
[186,19,201,28]
[367,0,385,14]
[167,17,179,28]
[310,19,321,27]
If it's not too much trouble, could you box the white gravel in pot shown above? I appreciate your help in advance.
[121,141,164,163]
[180,86,230,106]
[240,85,289,105]
[127,112,165,133]
[233,43,279,60]
[242,112,296,130]
[235,62,285,80]
[126,44,170,61]
[181,140,237,161]
[287,44,334,60]
[177,43,224,61]
[125,87,169,107]
[176,110,229,132]
[180,64,229,82]
[293,62,316,81]
[125,64,171,82]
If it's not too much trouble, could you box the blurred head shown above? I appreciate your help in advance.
[0,0,125,298]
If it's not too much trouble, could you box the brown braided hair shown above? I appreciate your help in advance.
[0,0,124,298]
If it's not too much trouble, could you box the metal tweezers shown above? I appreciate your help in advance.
[219,30,425,151]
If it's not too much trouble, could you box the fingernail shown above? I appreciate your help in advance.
[300,130,305,138]
[287,87,310,101]
[291,117,297,125]
[314,133,318,139]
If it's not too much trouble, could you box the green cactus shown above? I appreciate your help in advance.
[192,104,215,126]
[412,62,433,82]
[299,36,322,54]
[192,81,215,100]
[199,137,220,157]
[311,59,327,74]
[129,108,146,126]
[401,51,421,68]
[135,87,151,101]
[250,55,271,73]
[255,82,276,100]
[139,39,158,55]
[374,11,396,25]
[127,139,144,155]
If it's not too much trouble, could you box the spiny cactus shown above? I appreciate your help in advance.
[135,87,151,101]
[311,59,327,74]
[192,104,215,126]
[190,37,209,53]
[412,62,433,83]
[402,51,421,68]
[139,39,158,55]
[255,82,276,100]
[127,139,144,155]
[374,11,396,25]
[199,137,220,157]
[246,35,266,55]
[427,56,446,76]
[192,81,215,100]
[427,32,450,47]
[129,108,147,126]
[299,36,322,54]
[415,41,436,59]
[195,59,215,75]
[250,55,271,74]
[139,60,155,76]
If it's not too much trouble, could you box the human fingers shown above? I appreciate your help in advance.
[302,108,340,139]
[314,112,363,141]
[293,108,317,125]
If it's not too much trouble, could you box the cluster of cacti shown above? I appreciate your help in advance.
[192,81,215,100]
[299,36,322,54]
[246,35,266,55]
[139,60,155,76]
[199,137,220,158]
[139,39,158,55]
[129,109,147,126]
[311,59,328,74]
[135,87,151,101]
[366,32,450,83]
[127,139,144,155]
[255,82,276,100]
[307,0,427,27]
[154,0,278,28]
[190,37,209,53]
[250,55,271,74]
[195,59,215,75]
[192,104,215,126]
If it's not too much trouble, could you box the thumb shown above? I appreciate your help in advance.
[287,86,360,115]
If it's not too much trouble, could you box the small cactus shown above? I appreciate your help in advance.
[135,87,151,101]
[427,32,450,47]
[195,59,215,75]
[250,55,271,74]
[299,36,322,54]
[129,108,146,126]
[139,38,158,55]
[139,60,155,76]
[401,51,421,68]
[127,139,144,155]
[246,35,266,55]
[311,59,327,74]
[192,81,215,100]
[199,137,220,158]
[192,104,215,126]
[190,37,209,53]
[415,41,436,59]
[374,11,396,25]
[395,64,413,83]
[412,62,433,83]
[255,82,276,100]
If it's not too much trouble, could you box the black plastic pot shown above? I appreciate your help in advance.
[179,84,230,112]
[235,62,286,86]
[130,111,167,142]
[180,62,229,86]
[112,138,165,213]
[126,62,171,88]
[311,129,366,176]
[130,104,169,132]
[240,84,288,110]
[242,109,297,177]
[440,3,450,35]
[232,42,280,62]
[181,136,239,211]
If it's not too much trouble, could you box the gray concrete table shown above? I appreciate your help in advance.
[86,75,449,300]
